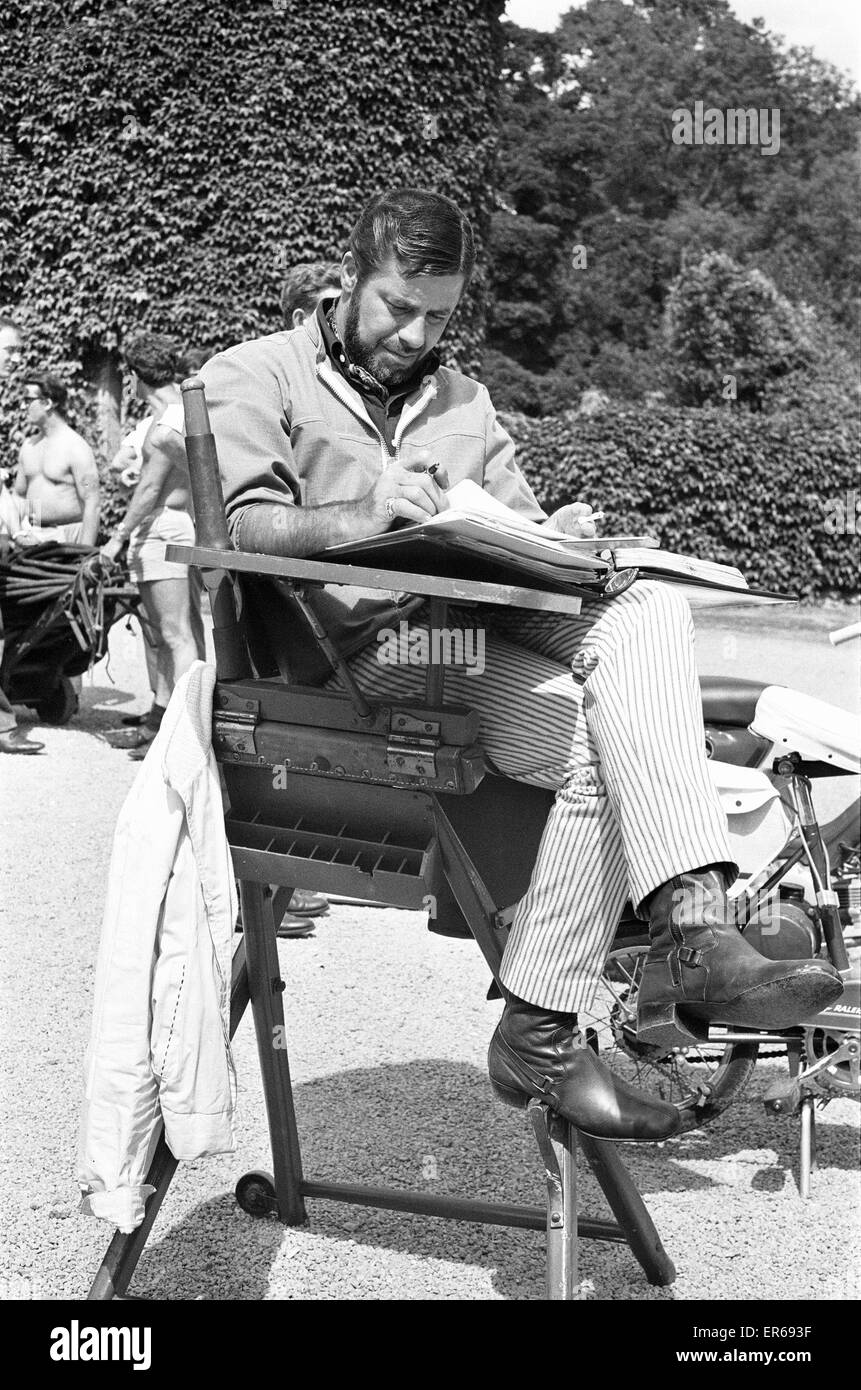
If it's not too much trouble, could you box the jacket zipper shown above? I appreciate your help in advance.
[316,355,436,471]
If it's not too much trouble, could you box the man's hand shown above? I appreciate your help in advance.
[100,533,126,564]
[119,465,141,491]
[362,450,448,528]
[545,502,602,539]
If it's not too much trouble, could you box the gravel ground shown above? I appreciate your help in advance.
[1,598,859,1301]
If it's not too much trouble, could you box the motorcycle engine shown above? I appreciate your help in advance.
[741,897,819,962]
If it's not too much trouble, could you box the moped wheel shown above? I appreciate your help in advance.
[583,940,759,1132]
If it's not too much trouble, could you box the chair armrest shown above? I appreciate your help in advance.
[164,544,583,616]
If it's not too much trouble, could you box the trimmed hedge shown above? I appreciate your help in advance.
[505,406,861,600]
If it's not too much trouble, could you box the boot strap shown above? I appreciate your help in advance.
[677,946,704,967]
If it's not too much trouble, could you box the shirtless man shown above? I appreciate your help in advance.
[15,372,100,545]
[101,333,200,747]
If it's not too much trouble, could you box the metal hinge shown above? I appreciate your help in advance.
[213,707,259,758]
[387,711,440,778]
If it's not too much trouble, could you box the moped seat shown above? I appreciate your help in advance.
[700,676,770,727]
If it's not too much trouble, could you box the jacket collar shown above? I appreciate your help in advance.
[308,295,441,403]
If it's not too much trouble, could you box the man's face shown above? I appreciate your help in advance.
[22,384,51,431]
[0,327,23,379]
[341,254,464,388]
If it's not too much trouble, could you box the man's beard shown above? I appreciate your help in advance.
[341,292,426,390]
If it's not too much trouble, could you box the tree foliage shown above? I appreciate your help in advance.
[486,0,861,414]
[663,251,815,407]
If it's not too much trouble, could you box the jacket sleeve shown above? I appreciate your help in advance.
[199,346,299,532]
[479,385,548,522]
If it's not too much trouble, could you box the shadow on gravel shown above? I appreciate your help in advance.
[122,1058,855,1300]
[123,1060,859,1300]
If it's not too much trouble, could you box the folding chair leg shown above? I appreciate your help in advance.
[88,939,252,1299]
[578,1133,676,1286]
[529,1102,578,1300]
[238,880,306,1225]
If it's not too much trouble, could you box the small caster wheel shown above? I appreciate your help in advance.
[235,1169,278,1218]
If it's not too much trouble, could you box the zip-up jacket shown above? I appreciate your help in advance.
[199,313,547,656]
[78,662,237,1231]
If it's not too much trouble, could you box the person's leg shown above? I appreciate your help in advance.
[489,582,733,1005]
[136,582,173,710]
[0,620,44,752]
[0,640,16,733]
[142,622,159,698]
[489,584,840,1041]
[144,579,198,696]
[0,682,18,734]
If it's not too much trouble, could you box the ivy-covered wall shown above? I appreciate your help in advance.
[0,0,504,465]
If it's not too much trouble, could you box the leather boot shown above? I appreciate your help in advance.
[636,867,842,1049]
[488,994,681,1142]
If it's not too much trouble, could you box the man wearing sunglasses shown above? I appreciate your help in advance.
[14,372,100,547]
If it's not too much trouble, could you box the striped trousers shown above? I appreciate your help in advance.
[336,581,734,1013]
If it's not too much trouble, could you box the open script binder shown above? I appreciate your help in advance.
[320,480,792,605]
[322,480,650,589]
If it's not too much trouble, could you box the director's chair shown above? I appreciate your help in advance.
[87,380,675,1301]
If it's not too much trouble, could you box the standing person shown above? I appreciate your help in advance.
[0,317,43,753]
[111,346,210,733]
[279,261,342,329]
[200,187,839,1139]
[14,372,100,545]
[100,333,199,758]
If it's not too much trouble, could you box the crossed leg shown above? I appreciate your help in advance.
[338,580,733,1012]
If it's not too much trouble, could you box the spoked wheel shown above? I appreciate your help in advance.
[582,940,760,1132]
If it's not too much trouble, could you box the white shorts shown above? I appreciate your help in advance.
[128,507,194,583]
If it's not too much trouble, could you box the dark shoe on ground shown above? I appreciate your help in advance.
[234,912,316,938]
[276,913,316,939]
[0,728,45,755]
[121,703,165,730]
[488,994,681,1142]
[121,710,150,727]
[287,888,329,917]
[127,729,157,761]
[637,867,843,1050]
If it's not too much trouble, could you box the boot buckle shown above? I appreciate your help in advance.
[677,946,703,967]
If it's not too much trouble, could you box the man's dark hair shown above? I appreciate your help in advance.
[24,370,67,415]
[348,188,475,288]
[175,346,212,379]
[124,331,180,387]
[279,261,342,321]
